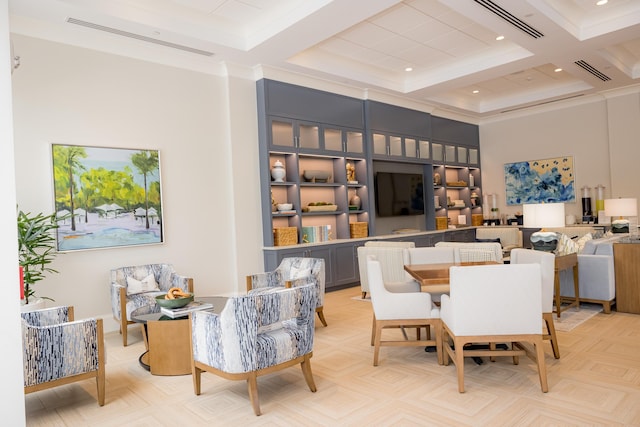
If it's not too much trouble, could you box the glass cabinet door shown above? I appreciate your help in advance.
[324,128,342,151]
[298,123,320,150]
[373,133,387,155]
[457,146,468,165]
[271,120,295,148]
[469,148,479,166]
[445,145,456,163]
[432,143,443,162]
[418,140,430,160]
[389,136,402,156]
[345,131,364,154]
[405,138,417,158]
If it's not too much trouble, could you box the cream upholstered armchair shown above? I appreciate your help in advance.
[367,256,442,366]
[441,264,548,393]
[21,306,105,406]
[190,282,318,416]
[511,248,560,358]
[110,264,193,345]
[246,257,326,326]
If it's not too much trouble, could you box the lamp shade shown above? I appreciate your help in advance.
[523,203,565,228]
[604,198,638,217]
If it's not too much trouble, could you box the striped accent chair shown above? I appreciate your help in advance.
[110,263,193,346]
[246,257,327,326]
[191,282,318,416]
[435,241,503,263]
[21,306,105,406]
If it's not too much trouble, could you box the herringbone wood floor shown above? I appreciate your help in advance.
[25,286,640,426]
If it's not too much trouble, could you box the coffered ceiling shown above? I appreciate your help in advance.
[9,0,640,118]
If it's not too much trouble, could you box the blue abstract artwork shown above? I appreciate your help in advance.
[504,156,575,205]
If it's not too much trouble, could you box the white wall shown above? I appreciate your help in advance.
[478,95,631,220]
[11,35,264,329]
[1,2,27,424]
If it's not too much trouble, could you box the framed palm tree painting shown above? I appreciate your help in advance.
[51,144,163,251]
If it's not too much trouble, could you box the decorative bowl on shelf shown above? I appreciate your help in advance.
[303,170,331,182]
[277,203,293,211]
[155,294,194,309]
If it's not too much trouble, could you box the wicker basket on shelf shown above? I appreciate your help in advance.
[435,217,448,230]
[273,227,298,246]
[472,214,484,226]
[350,222,368,238]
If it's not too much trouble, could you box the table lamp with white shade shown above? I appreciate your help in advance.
[604,198,638,235]
[524,203,566,251]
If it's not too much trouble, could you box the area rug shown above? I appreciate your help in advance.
[351,296,601,332]
[552,304,602,332]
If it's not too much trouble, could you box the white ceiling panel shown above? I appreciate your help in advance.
[9,0,640,117]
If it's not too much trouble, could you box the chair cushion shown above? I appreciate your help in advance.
[126,274,160,295]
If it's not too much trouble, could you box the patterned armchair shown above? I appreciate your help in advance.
[21,306,105,406]
[191,282,318,416]
[246,257,327,326]
[110,263,193,345]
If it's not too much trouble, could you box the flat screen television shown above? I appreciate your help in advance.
[375,172,424,217]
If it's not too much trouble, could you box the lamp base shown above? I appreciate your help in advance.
[611,219,629,233]
[530,231,559,252]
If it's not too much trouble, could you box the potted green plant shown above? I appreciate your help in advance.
[17,209,60,307]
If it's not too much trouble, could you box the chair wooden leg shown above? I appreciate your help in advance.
[543,312,560,359]
[373,323,383,366]
[300,355,317,392]
[362,291,367,299]
[454,337,466,393]
[316,307,328,327]
[489,342,497,363]
[534,338,549,393]
[121,319,128,346]
[192,366,202,395]
[371,314,376,346]
[512,342,520,365]
[434,322,443,365]
[246,373,261,416]
[96,320,105,406]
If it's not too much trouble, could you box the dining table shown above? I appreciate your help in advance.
[404,260,499,293]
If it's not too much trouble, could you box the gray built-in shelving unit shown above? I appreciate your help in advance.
[256,79,480,289]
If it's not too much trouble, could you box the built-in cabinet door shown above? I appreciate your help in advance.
[269,117,321,151]
[334,243,361,287]
[324,127,364,155]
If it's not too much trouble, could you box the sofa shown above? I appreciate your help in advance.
[558,233,626,313]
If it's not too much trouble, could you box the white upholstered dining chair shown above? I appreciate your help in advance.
[510,248,560,358]
[440,263,548,393]
[367,256,442,366]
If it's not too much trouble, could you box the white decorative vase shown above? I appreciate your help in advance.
[350,194,361,209]
[271,160,286,182]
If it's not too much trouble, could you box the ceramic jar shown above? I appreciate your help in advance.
[271,160,286,182]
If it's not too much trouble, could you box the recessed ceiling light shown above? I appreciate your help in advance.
[496,35,505,41]
[554,68,562,72]
[596,0,608,6]
[405,67,413,72]
[472,90,479,94]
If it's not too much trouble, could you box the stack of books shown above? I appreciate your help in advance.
[301,225,332,243]
[160,300,213,318]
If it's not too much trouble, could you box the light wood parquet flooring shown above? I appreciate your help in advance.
[25,286,640,426]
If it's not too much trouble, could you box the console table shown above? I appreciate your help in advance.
[613,241,640,314]
[554,253,579,318]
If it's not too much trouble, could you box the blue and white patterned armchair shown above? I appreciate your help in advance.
[191,282,318,416]
[246,257,326,326]
[21,306,105,406]
[110,263,193,346]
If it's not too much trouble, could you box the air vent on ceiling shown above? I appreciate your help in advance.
[574,60,611,82]
[474,0,544,39]
[500,94,585,113]
[67,18,215,57]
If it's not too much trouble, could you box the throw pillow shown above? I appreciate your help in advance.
[555,233,578,256]
[126,274,160,295]
[575,233,593,253]
[289,266,312,280]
